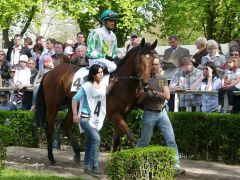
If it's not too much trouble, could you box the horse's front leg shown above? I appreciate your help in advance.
[46,111,57,165]
[111,113,136,150]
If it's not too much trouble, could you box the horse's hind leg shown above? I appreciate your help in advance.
[112,127,124,152]
[46,110,57,165]
[111,113,135,151]
[60,105,80,164]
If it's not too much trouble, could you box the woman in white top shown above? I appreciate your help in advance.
[12,55,31,104]
[217,57,240,113]
[72,64,116,175]
[191,62,222,112]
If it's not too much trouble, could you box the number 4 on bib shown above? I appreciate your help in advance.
[94,101,101,116]
[73,78,81,90]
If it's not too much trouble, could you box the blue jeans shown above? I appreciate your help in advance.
[136,109,180,167]
[80,118,101,170]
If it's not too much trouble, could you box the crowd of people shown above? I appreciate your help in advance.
[164,35,240,113]
[1,8,240,176]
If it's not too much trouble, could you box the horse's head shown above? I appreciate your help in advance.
[137,38,158,88]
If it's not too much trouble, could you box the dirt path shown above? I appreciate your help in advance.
[5,146,240,180]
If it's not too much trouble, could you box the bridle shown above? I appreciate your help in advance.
[113,50,154,89]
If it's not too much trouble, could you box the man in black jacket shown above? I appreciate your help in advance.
[6,34,32,66]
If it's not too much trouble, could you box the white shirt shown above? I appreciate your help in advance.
[10,46,22,66]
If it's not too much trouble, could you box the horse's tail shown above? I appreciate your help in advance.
[33,76,46,127]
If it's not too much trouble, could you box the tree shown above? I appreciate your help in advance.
[0,0,43,48]
[54,0,161,47]
[157,0,240,43]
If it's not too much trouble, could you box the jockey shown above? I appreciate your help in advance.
[86,10,118,74]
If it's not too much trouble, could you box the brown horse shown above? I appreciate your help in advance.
[34,38,157,164]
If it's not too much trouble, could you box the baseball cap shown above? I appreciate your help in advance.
[19,55,29,62]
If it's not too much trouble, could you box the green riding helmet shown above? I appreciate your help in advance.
[100,10,118,22]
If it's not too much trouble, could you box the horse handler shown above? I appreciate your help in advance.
[136,55,185,174]
[72,64,116,176]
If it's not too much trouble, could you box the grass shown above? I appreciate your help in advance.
[0,168,82,180]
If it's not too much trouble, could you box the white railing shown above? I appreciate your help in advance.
[171,90,240,114]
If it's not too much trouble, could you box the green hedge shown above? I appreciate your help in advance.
[0,110,239,164]
[0,125,13,174]
[105,146,176,180]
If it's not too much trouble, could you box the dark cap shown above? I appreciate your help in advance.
[0,92,7,97]
[131,33,138,38]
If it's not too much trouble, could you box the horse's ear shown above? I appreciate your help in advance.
[140,38,145,47]
[151,39,158,50]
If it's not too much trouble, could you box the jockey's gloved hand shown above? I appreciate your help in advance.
[105,55,114,61]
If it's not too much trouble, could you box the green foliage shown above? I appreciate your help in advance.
[158,0,240,43]
[0,110,239,164]
[53,0,160,46]
[0,125,13,174]
[105,146,176,180]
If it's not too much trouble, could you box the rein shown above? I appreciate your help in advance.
[113,75,140,80]
[113,51,142,81]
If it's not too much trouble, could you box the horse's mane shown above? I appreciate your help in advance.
[116,42,156,70]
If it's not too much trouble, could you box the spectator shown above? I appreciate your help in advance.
[40,38,56,71]
[6,34,32,66]
[163,34,190,68]
[28,58,38,84]
[73,32,86,52]
[21,58,38,110]
[169,57,203,111]
[192,37,208,67]
[191,62,222,112]
[12,55,31,105]
[217,57,240,113]
[8,66,16,104]
[71,45,89,66]
[52,41,70,67]
[31,55,54,111]
[24,37,33,49]
[36,36,46,49]
[64,39,74,58]
[201,39,226,69]
[225,40,239,59]
[0,92,16,110]
[0,50,10,87]
[86,10,118,74]
[32,43,44,70]
[229,45,240,58]
[126,33,139,52]
[136,57,185,174]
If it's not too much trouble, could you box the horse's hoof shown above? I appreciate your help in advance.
[74,154,80,164]
[49,160,56,166]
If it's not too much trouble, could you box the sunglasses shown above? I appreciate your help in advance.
[131,36,138,39]
[9,71,15,73]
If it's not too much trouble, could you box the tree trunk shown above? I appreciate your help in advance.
[2,28,12,49]
[20,6,37,36]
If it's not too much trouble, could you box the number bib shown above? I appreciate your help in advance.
[79,82,107,133]
[71,67,89,92]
